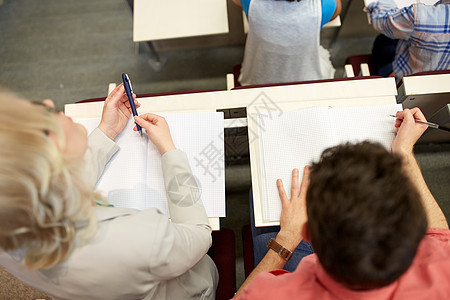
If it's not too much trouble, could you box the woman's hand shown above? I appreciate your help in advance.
[134,113,176,155]
[276,166,310,251]
[98,84,140,140]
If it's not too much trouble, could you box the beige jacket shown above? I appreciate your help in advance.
[0,128,218,299]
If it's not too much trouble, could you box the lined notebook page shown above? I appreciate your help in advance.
[77,112,225,217]
[258,104,402,222]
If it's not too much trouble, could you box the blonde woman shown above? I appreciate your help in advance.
[0,86,218,299]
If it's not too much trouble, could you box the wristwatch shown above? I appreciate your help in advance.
[267,238,293,261]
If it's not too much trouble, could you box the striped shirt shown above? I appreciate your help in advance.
[365,0,450,79]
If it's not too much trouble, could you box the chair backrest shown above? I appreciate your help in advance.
[345,54,374,77]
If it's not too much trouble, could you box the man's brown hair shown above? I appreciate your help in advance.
[306,141,427,290]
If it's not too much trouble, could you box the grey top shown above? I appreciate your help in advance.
[239,0,335,85]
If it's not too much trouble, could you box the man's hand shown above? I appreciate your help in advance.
[391,107,449,230]
[391,107,428,155]
[276,166,310,251]
[98,83,140,141]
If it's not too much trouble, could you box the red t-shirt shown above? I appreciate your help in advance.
[236,229,450,299]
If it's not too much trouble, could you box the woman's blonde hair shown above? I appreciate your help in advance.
[0,89,98,269]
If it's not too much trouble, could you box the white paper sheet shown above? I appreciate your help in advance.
[258,104,402,222]
[77,112,225,217]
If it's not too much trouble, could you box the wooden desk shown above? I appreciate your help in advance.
[133,0,229,42]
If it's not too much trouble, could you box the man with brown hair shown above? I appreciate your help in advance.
[234,108,450,299]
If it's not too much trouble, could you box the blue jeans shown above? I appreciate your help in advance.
[249,189,314,272]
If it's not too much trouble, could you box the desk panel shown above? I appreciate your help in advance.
[397,74,450,118]
[133,0,229,42]
[66,78,397,118]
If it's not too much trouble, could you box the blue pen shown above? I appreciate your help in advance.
[122,73,142,136]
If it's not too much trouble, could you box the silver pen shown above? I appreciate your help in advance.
[390,115,450,132]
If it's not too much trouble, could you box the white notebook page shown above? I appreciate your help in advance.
[258,104,402,222]
[77,112,225,217]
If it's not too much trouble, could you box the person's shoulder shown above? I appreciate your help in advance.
[425,228,450,242]
[416,1,450,18]
[396,228,450,296]
[241,255,321,297]
[414,229,450,262]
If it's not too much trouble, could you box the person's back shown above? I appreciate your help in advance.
[367,0,450,79]
[237,0,338,85]
[235,230,450,299]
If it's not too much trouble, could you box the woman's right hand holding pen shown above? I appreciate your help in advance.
[134,113,176,155]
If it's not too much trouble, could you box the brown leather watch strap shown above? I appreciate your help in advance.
[267,238,293,261]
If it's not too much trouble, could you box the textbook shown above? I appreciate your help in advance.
[255,104,403,222]
[78,112,225,218]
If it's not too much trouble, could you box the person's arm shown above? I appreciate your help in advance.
[321,0,341,27]
[84,128,120,184]
[234,0,251,20]
[235,167,310,297]
[391,108,449,230]
[365,0,416,40]
[134,114,212,279]
[232,0,242,7]
[330,0,342,21]
[83,84,140,184]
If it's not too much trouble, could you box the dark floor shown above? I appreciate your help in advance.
[0,0,449,299]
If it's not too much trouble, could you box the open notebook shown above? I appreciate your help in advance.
[78,112,225,218]
[257,104,402,222]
